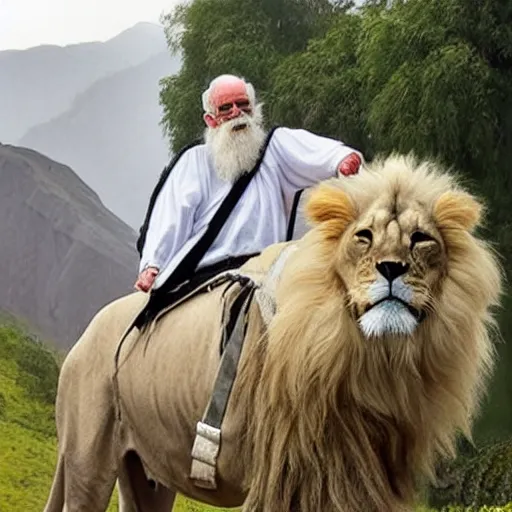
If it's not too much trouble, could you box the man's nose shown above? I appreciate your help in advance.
[228,104,241,118]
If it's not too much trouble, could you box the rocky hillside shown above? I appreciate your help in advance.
[0,143,139,349]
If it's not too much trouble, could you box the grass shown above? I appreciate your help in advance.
[0,340,58,512]
[0,323,236,511]
[173,495,236,511]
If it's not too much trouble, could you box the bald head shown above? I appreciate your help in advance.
[203,75,255,112]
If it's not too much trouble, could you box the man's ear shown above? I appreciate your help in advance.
[204,113,218,128]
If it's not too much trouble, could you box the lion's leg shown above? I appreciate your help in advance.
[43,454,65,511]
[44,336,120,511]
[117,450,176,512]
[43,451,117,512]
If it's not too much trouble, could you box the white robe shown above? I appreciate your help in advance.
[140,127,359,289]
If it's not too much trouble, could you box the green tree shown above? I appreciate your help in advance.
[358,0,501,176]
[159,0,345,151]
[268,13,371,153]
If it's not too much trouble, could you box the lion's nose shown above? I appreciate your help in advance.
[376,261,409,282]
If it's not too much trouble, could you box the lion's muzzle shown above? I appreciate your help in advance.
[358,260,425,338]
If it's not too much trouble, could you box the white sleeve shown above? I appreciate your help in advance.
[139,150,202,274]
[270,127,361,195]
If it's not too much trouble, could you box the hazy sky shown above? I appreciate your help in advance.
[0,0,180,50]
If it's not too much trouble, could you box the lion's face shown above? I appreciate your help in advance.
[338,198,445,338]
[304,156,495,341]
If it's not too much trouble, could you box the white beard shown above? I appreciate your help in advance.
[205,105,267,182]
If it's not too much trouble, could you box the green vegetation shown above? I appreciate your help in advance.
[0,324,58,511]
[174,495,234,511]
[429,440,512,509]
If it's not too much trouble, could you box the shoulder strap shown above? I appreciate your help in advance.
[136,139,202,256]
[286,188,305,241]
[155,126,279,295]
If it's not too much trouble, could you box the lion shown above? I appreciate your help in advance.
[43,154,502,512]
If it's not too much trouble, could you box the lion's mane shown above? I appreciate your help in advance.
[237,155,502,511]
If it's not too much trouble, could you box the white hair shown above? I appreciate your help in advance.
[204,104,266,182]
[201,74,257,114]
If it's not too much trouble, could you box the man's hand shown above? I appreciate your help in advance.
[337,152,362,177]
[134,266,159,293]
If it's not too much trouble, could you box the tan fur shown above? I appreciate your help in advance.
[44,154,502,512]
[239,155,502,511]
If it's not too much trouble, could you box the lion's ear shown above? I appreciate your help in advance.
[434,191,483,232]
[305,183,356,239]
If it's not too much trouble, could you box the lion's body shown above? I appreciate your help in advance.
[44,156,502,512]
[114,244,284,507]
[43,244,285,512]
[115,286,248,507]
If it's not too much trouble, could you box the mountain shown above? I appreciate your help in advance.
[0,22,168,143]
[0,143,139,349]
[18,50,179,229]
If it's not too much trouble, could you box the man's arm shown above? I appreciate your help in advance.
[135,151,202,292]
[270,127,363,192]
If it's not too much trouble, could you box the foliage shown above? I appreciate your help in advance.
[357,0,508,182]
[268,13,371,152]
[159,0,347,151]
[0,325,58,511]
[0,326,57,437]
[428,440,512,509]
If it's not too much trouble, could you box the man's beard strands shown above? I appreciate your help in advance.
[205,106,266,182]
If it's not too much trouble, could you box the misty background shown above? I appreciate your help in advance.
[1,21,180,228]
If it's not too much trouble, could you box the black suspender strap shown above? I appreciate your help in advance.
[136,139,202,257]
[286,188,305,241]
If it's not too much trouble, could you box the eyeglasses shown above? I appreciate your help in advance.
[217,100,252,114]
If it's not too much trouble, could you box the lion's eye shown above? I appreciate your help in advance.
[410,231,435,249]
[355,229,373,244]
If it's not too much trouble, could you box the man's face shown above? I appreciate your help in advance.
[203,77,266,181]
[206,80,253,127]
